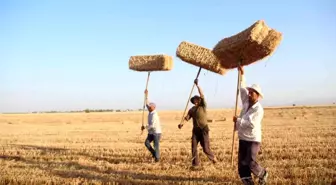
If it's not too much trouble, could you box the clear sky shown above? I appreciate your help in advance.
[1,0,335,113]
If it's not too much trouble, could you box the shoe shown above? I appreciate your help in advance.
[190,165,201,171]
[154,158,160,163]
[258,170,268,185]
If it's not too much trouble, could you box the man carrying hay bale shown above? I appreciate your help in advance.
[141,90,162,163]
[233,66,268,185]
[179,79,217,167]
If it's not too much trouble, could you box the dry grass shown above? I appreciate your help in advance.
[176,41,227,75]
[129,54,173,72]
[0,106,335,184]
[213,20,283,69]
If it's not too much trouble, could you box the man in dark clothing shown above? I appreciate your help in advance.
[178,79,217,167]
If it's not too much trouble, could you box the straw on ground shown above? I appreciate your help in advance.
[0,106,335,184]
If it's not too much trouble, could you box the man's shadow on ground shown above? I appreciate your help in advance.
[1,144,232,184]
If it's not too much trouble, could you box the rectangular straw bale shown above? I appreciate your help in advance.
[258,29,283,57]
[129,54,173,72]
[213,20,283,69]
[176,41,227,75]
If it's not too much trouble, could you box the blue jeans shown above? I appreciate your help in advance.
[145,133,161,161]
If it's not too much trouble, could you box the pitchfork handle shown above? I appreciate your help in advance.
[141,72,151,134]
[180,67,202,127]
[231,61,242,166]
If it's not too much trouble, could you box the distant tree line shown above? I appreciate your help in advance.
[84,108,143,113]
[29,108,143,114]
[84,109,115,113]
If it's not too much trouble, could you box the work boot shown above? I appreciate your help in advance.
[258,170,269,185]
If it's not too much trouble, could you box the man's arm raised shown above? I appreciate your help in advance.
[144,89,150,110]
[194,79,207,107]
[239,66,249,104]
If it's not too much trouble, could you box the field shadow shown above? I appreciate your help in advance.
[0,154,111,182]
[0,155,25,161]
[11,144,146,164]
[78,151,148,165]
[51,168,111,182]
[13,144,68,153]
[105,169,230,184]
[1,144,232,184]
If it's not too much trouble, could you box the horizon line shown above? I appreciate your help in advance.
[1,104,335,114]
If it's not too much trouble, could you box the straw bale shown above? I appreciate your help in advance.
[213,20,283,69]
[176,41,227,75]
[258,29,283,57]
[129,54,173,72]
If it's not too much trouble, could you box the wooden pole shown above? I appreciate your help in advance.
[179,67,202,127]
[141,72,151,135]
[231,62,242,166]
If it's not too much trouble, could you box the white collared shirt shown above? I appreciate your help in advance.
[147,109,162,134]
[235,75,264,143]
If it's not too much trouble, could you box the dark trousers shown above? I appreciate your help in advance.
[145,133,161,161]
[192,128,215,166]
[238,140,265,181]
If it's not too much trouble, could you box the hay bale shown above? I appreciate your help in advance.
[129,54,173,72]
[213,20,283,69]
[259,29,283,57]
[176,41,227,75]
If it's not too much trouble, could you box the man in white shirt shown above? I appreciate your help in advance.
[141,89,162,162]
[233,66,268,185]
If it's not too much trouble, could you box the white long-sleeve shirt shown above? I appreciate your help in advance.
[146,109,162,134]
[235,75,264,143]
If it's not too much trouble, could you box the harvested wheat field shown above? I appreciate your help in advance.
[0,106,335,185]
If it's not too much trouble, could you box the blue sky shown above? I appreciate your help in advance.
[1,0,335,113]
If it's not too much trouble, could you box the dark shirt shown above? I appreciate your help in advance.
[185,95,209,131]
